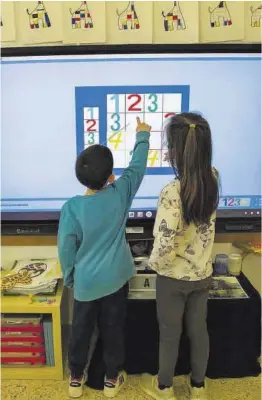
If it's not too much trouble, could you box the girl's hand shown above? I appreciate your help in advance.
[136,117,151,133]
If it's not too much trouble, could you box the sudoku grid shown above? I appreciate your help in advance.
[76,85,190,174]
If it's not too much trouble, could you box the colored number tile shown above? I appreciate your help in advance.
[147,150,161,168]
[161,150,170,167]
[107,94,125,113]
[144,112,163,132]
[107,113,125,134]
[112,150,127,168]
[107,131,126,151]
[84,132,99,146]
[163,93,182,113]
[145,93,163,113]
[83,107,99,120]
[125,112,144,135]
[84,119,99,132]
[149,132,162,149]
[126,94,144,113]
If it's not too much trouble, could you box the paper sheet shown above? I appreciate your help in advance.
[17,1,63,44]
[244,2,262,42]
[62,1,106,44]
[106,1,153,44]
[1,1,16,42]
[199,1,244,43]
[153,1,199,44]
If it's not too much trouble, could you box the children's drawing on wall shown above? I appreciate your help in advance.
[162,1,186,31]
[244,2,261,42]
[116,1,140,30]
[209,1,232,28]
[62,1,105,43]
[27,1,51,29]
[70,1,93,29]
[1,1,16,42]
[250,4,262,27]
[107,1,152,44]
[17,1,63,44]
[199,1,244,43]
[153,2,198,43]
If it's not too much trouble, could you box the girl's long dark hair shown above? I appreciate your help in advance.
[166,112,219,225]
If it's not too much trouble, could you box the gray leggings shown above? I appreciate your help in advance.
[156,274,211,387]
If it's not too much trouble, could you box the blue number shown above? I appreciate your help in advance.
[111,113,121,131]
[86,107,94,119]
[222,198,227,206]
[111,94,119,113]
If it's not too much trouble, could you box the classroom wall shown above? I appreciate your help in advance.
[1,1,261,48]
[1,243,261,324]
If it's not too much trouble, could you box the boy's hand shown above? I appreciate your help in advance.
[136,117,151,133]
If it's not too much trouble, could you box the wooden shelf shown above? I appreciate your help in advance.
[1,280,65,380]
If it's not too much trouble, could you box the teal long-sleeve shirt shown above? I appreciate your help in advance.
[58,131,150,301]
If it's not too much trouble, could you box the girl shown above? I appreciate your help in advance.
[141,113,219,400]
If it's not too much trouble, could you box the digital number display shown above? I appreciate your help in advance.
[219,197,251,208]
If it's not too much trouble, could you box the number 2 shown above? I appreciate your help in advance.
[86,119,96,132]
[228,198,234,206]
[164,113,176,119]
[128,94,142,112]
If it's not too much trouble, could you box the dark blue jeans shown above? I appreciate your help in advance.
[69,285,127,379]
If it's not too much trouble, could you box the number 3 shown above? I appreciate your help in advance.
[88,132,95,145]
[111,113,121,131]
[148,94,158,112]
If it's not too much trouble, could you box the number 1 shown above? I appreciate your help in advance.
[111,94,120,113]
[86,107,94,119]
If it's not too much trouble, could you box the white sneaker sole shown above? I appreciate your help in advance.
[140,383,177,400]
[104,372,127,398]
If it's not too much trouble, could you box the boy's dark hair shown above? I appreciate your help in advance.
[75,145,113,190]
[166,112,219,225]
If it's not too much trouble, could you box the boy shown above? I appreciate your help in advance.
[58,117,151,398]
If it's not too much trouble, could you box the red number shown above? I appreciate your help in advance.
[127,94,142,111]
[86,119,96,132]
[164,113,176,119]
[228,198,234,206]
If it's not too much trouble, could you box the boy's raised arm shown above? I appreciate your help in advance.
[115,117,151,206]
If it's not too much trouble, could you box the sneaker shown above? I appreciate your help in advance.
[104,371,127,398]
[191,385,208,400]
[140,374,177,400]
[68,374,86,398]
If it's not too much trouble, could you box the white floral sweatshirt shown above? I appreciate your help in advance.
[149,180,216,281]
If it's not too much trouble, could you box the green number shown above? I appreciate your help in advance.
[148,94,158,112]
[88,132,95,144]
[111,113,121,131]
